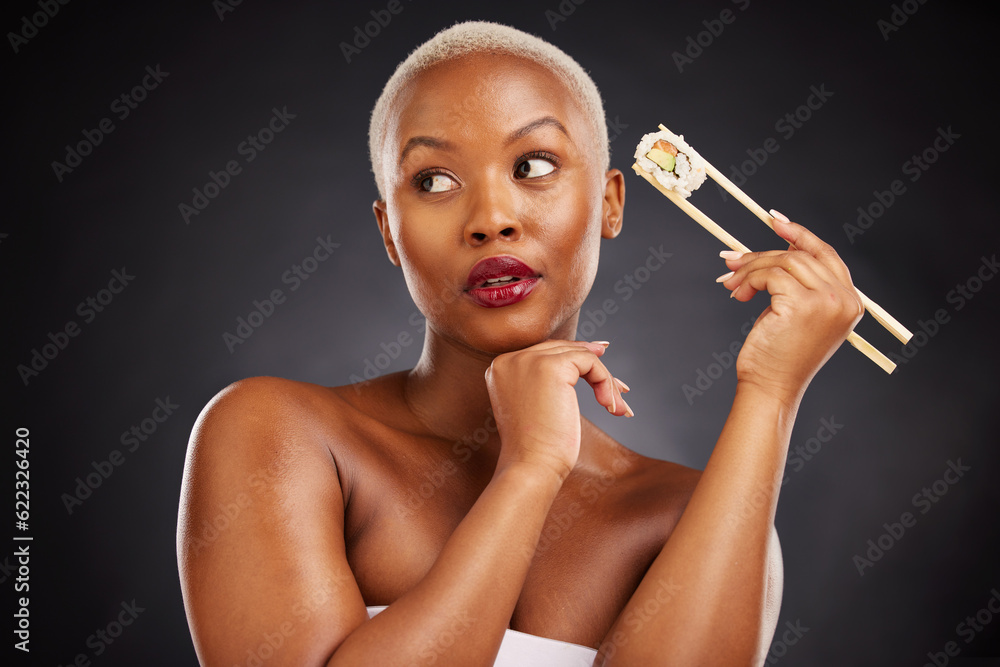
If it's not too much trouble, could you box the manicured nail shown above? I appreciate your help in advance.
[608,390,617,415]
[716,271,734,283]
[622,398,635,418]
[729,287,737,299]
[719,250,743,260]
[592,340,611,347]
[614,377,631,393]
[769,209,791,223]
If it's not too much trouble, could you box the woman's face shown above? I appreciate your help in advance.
[374,53,624,356]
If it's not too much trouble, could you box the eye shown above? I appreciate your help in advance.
[514,154,557,180]
[416,173,460,193]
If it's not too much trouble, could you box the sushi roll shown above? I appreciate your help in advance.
[634,129,707,198]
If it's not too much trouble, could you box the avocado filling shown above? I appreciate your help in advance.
[646,139,679,173]
[645,147,676,173]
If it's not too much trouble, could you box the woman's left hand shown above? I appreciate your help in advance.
[717,210,864,406]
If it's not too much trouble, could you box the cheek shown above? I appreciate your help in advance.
[389,207,458,317]
[543,179,604,282]
[564,231,601,308]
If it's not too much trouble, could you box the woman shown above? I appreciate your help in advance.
[177,21,863,666]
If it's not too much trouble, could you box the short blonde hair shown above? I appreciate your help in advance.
[368,20,609,198]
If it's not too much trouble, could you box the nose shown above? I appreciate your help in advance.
[463,182,522,246]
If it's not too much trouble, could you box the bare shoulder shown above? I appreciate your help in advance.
[180,374,390,474]
[189,375,340,442]
[179,376,337,518]
[581,419,702,524]
[177,376,370,665]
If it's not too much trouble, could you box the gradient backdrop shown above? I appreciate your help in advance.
[5,0,999,664]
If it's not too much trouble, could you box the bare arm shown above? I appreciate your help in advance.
[599,215,861,666]
[599,385,790,666]
[329,462,563,665]
[178,340,629,665]
[177,378,368,665]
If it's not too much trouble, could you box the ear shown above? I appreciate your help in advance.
[601,168,625,239]
[373,200,401,266]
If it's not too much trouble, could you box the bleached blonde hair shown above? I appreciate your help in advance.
[368,20,609,199]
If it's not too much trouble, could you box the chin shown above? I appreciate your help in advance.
[461,311,581,356]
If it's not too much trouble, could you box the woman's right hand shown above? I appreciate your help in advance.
[484,340,631,481]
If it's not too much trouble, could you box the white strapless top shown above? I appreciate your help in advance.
[366,606,597,666]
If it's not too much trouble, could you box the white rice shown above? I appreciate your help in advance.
[633,129,708,198]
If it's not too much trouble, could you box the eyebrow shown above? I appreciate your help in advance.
[398,136,455,168]
[396,116,570,167]
[504,116,570,146]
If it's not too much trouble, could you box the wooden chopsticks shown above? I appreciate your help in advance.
[633,124,912,374]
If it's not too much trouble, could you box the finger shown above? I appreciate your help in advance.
[751,251,862,320]
[721,212,848,279]
[719,248,763,271]
[723,262,813,303]
[720,247,827,282]
[528,339,610,353]
[733,253,829,293]
[538,347,616,412]
[517,342,632,417]
[555,348,633,417]
[718,253,818,303]
[583,340,612,357]
[527,341,613,365]
[768,211,855,289]
[516,339,612,366]
[720,241,860,307]
[718,248,816,289]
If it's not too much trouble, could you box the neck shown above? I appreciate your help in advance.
[403,326,500,448]
[401,312,584,454]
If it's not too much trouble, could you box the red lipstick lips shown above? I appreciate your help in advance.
[465,255,540,308]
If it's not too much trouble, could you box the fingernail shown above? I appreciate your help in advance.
[769,209,790,223]
[719,250,743,260]
[622,398,635,418]
[716,271,734,283]
[592,340,611,347]
[729,287,737,299]
[615,377,631,393]
[609,390,617,415]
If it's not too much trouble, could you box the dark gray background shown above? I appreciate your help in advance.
[5,0,999,664]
